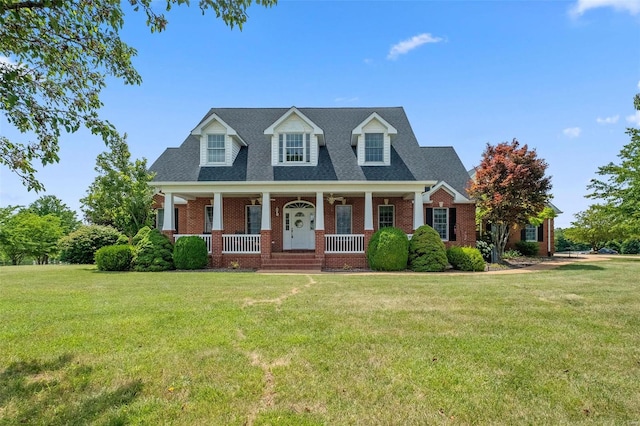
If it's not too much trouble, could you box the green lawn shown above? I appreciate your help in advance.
[1,260,639,425]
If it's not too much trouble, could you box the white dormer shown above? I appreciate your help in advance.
[264,107,325,166]
[352,112,397,166]
[191,113,246,167]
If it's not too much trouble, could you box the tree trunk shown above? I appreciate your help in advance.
[492,223,511,262]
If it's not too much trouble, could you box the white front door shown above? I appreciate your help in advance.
[283,203,315,250]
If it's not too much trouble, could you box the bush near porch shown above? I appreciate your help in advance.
[408,225,448,272]
[366,227,409,271]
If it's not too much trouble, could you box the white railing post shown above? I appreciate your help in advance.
[324,234,365,253]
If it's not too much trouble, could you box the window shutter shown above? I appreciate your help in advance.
[520,227,526,241]
[174,208,179,233]
[537,223,544,242]
[426,208,433,227]
[278,134,283,162]
[449,208,457,241]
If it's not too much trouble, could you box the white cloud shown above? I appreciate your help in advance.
[627,111,640,126]
[334,97,359,103]
[387,33,443,60]
[563,127,582,138]
[596,115,619,124]
[363,58,373,65]
[570,0,640,17]
[637,80,640,89]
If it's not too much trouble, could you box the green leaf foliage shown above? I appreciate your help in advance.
[0,0,277,191]
[95,244,134,271]
[80,135,155,238]
[588,94,640,235]
[621,238,640,255]
[59,225,122,264]
[408,225,448,272]
[447,246,486,272]
[0,209,63,265]
[366,227,409,271]
[173,236,209,270]
[514,241,539,257]
[133,227,174,272]
[27,195,81,235]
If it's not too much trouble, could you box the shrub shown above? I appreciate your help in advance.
[95,245,134,271]
[133,227,174,272]
[366,227,409,271]
[58,225,122,264]
[476,240,494,262]
[621,238,640,255]
[502,249,521,259]
[462,247,486,271]
[116,234,130,245]
[446,246,466,269]
[408,225,448,272]
[515,241,539,257]
[447,246,485,272]
[173,236,209,270]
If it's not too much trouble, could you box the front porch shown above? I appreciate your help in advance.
[154,183,475,270]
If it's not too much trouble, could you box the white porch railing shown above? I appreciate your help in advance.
[174,234,212,254]
[325,234,365,253]
[223,234,261,254]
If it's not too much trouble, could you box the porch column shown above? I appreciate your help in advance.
[261,192,271,230]
[162,192,175,232]
[211,192,223,267]
[413,191,424,231]
[315,192,324,230]
[260,192,272,262]
[315,192,325,263]
[212,192,223,230]
[364,191,373,230]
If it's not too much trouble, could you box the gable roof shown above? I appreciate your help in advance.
[420,146,472,197]
[150,108,470,188]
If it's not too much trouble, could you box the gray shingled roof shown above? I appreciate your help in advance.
[150,107,468,189]
[421,146,472,197]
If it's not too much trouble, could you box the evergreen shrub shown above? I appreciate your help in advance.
[408,225,448,272]
[59,225,122,264]
[515,241,539,256]
[366,227,409,271]
[95,245,134,271]
[133,227,174,272]
[174,236,209,270]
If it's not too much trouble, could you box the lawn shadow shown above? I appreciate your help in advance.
[556,264,605,271]
[0,353,142,425]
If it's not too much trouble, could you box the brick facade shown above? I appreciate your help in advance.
[154,193,479,268]
[506,219,556,256]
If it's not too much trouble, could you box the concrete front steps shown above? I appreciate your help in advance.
[259,252,323,271]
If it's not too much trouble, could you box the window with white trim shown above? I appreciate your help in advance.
[207,134,225,163]
[336,205,352,234]
[378,205,394,228]
[525,224,538,242]
[278,133,311,164]
[365,133,384,162]
[246,205,262,234]
[204,205,213,233]
[433,208,448,240]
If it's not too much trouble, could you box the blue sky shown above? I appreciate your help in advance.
[1,0,639,228]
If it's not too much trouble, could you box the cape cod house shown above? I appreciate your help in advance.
[149,107,476,270]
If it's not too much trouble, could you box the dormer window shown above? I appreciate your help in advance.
[207,134,226,163]
[265,107,324,167]
[365,133,384,162]
[279,133,311,163]
[352,112,397,166]
[191,113,246,167]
